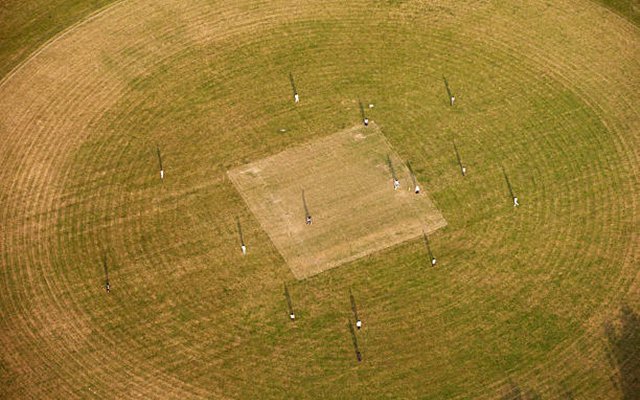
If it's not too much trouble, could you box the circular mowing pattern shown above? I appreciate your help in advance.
[1,0,638,399]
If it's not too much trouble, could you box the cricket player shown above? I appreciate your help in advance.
[513,197,519,207]
[393,179,400,190]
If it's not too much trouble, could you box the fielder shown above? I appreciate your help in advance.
[356,319,362,329]
[415,185,421,194]
[160,169,164,180]
[393,179,400,190]
[363,117,369,127]
[294,93,299,103]
[513,197,519,207]
[241,244,247,256]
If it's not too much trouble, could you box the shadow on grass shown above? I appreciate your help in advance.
[288,72,297,96]
[501,165,515,200]
[605,304,640,399]
[301,189,311,220]
[284,284,294,316]
[358,99,366,120]
[347,320,362,362]
[349,288,359,321]
[386,154,397,181]
[236,217,245,246]
[500,381,540,400]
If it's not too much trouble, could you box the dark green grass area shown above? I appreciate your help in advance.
[0,0,115,79]
[596,0,640,26]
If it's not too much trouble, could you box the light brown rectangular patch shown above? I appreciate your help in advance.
[228,124,446,279]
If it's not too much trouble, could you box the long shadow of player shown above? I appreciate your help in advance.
[501,165,519,207]
[359,99,368,126]
[103,254,110,293]
[302,189,312,225]
[347,320,362,362]
[284,284,296,321]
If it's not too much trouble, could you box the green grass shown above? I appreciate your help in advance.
[0,0,117,80]
[1,0,638,399]
[0,0,636,83]
[596,0,640,26]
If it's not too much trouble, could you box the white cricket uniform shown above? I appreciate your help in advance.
[364,118,369,126]
[394,179,400,190]
[290,313,295,320]
[462,166,466,176]
[160,170,164,180]
[450,96,455,106]
[513,197,519,207]
[431,258,437,266]
[294,93,299,103]
[415,185,420,194]
[241,244,247,255]
[356,320,362,329]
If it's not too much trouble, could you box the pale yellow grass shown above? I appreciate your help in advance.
[229,124,446,278]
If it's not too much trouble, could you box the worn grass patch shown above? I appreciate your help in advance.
[229,124,445,278]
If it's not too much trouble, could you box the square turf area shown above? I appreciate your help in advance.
[228,123,446,279]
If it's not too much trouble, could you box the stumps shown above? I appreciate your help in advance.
[501,166,519,207]
[423,231,437,267]
[348,320,362,362]
[302,189,312,225]
[284,284,295,321]
[386,155,400,190]
[156,146,164,181]
[236,217,247,256]
[453,140,466,176]
[443,76,455,106]
[289,72,299,104]
[103,254,110,293]
[407,161,420,194]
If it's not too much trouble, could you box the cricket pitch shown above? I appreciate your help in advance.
[228,124,447,279]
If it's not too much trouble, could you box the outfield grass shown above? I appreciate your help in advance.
[597,0,640,25]
[0,0,638,399]
[0,0,117,79]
